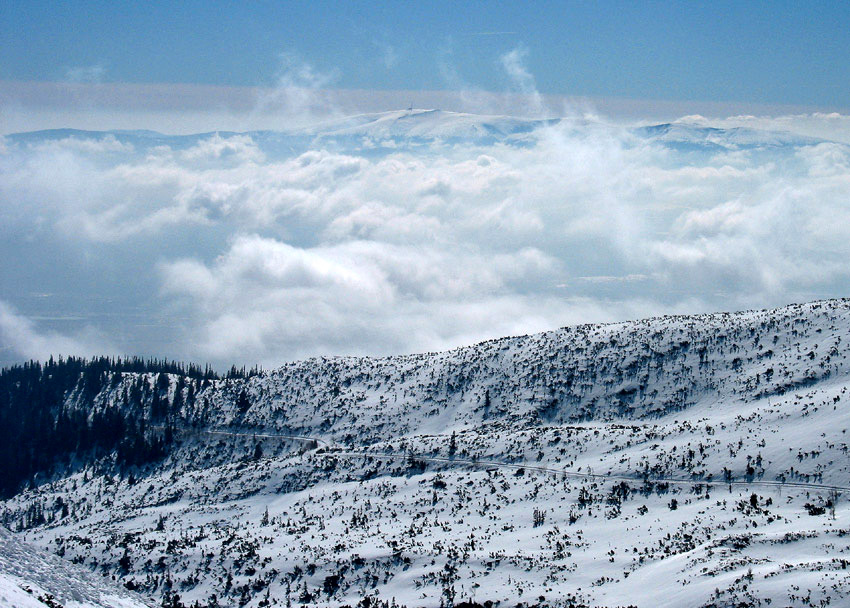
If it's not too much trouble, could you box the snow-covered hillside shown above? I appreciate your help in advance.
[4,299,850,607]
[0,526,152,608]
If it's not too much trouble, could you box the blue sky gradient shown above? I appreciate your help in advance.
[2,1,849,109]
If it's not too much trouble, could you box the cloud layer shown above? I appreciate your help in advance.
[2,111,850,368]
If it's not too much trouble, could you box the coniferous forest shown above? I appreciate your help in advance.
[0,356,260,499]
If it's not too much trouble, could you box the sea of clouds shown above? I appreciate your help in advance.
[2,109,849,370]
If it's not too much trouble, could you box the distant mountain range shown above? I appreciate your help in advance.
[5,109,827,154]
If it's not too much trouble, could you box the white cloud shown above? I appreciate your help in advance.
[180,133,265,164]
[0,300,113,362]
[29,134,134,155]
[3,112,850,367]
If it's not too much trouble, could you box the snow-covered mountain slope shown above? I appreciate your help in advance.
[634,122,821,148]
[290,109,560,140]
[4,299,850,607]
[0,526,152,608]
[4,109,831,155]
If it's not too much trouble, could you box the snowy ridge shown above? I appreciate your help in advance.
[3,299,850,607]
[290,109,560,140]
[207,299,850,454]
[635,122,821,148]
[5,109,834,153]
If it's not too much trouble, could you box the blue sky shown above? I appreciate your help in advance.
[2,0,850,109]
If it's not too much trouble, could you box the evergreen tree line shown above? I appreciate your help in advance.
[0,355,256,498]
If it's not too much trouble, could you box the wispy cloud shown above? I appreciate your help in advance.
[372,39,399,69]
[500,45,545,116]
[64,64,106,84]
[252,52,342,127]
